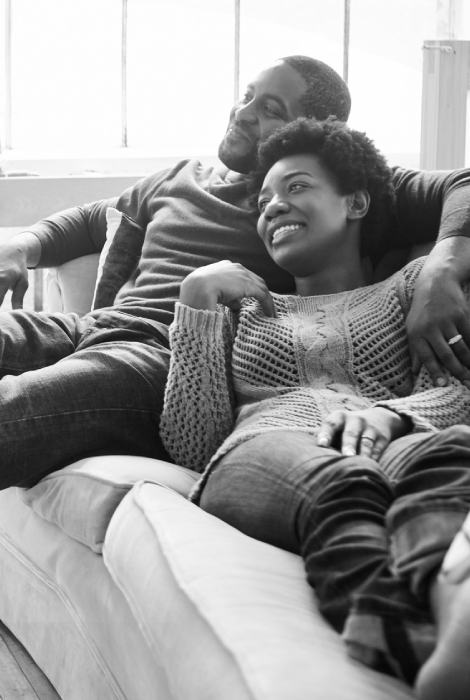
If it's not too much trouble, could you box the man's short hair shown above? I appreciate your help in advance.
[249,117,395,258]
[281,55,351,122]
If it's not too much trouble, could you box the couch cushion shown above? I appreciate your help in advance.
[0,487,172,700]
[103,483,415,700]
[45,253,100,316]
[17,455,198,554]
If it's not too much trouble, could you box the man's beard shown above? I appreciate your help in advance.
[217,138,258,174]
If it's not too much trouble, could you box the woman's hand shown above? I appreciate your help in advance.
[179,260,276,317]
[317,407,410,460]
[406,238,470,389]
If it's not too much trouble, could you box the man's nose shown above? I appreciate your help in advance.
[234,100,257,124]
[264,196,289,220]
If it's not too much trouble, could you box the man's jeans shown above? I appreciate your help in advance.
[199,427,470,683]
[0,307,171,488]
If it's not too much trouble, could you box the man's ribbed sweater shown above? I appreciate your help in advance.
[160,258,470,498]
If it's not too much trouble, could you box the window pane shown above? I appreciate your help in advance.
[348,0,437,168]
[126,0,235,155]
[10,0,121,150]
[239,0,344,97]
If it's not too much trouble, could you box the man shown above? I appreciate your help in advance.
[0,55,469,488]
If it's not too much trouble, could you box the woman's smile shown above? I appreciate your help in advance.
[272,222,305,244]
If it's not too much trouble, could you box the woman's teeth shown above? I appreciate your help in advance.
[272,224,303,242]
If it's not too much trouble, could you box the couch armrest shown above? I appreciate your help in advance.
[45,253,100,316]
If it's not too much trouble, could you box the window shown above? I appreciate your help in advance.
[1,0,469,174]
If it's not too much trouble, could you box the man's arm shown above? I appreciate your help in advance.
[391,167,470,385]
[391,166,470,246]
[0,169,171,309]
[0,198,116,309]
[406,236,470,387]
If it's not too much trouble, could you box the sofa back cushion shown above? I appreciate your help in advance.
[17,455,199,553]
[91,208,145,310]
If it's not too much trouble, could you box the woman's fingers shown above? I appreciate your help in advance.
[318,409,393,459]
[213,262,276,317]
[317,411,346,449]
[339,415,366,456]
[181,261,276,316]
[357,434,375,458]
[369,435,389,461]
[250,278,277,318]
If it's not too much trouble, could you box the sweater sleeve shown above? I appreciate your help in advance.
[27,169,171,268]
[389,167,470,249]
[159,302,236,472]
[375,370,470,433]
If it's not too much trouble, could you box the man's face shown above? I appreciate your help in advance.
[218,61,308,174]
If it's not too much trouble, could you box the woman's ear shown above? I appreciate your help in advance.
[347,190,370,220]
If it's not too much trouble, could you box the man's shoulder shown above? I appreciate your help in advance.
[148,158,240,186]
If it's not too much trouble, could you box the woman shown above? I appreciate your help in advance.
[160,117,470,699]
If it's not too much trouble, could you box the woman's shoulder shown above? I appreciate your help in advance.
[384,255,427,297]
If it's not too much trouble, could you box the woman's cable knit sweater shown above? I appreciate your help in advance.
[160,257,470,499]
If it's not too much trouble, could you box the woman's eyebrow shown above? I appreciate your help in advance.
[281,170,315,180]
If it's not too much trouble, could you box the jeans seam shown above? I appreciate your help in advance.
[0,407,160,425]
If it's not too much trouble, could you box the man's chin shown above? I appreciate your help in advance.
[218,140,257,174]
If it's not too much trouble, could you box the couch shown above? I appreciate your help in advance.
[0,250,419,700]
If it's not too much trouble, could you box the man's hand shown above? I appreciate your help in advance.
[406,238,470,389]
[317,406,409,460]
[0,232,42,309]
[179,260,276,317]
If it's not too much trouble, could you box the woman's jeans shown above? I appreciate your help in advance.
[0,307,171,487]
[199,427,470,683]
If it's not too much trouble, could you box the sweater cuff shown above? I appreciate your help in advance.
[374,401,437,434]
[173,301,226,335]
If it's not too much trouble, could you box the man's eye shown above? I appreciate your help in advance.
[243,92,253,105]
[264,104,281,118]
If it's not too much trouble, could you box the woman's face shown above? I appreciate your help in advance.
[256,153,353,278]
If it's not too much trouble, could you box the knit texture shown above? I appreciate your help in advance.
[160,257,470,498]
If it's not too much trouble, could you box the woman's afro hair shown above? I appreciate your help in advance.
[249,117,396,258]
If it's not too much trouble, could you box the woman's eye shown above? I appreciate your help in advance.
[289,182,305,192]
[258,199,269,213]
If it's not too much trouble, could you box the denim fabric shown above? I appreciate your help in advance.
[0,308,171,488]
[199,427,470,683]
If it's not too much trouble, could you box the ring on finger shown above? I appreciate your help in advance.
[360,436,375,444]
[448,334,464,346]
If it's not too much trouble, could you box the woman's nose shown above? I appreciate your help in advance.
[264,197,289,220]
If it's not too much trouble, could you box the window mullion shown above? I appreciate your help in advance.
[121,0,128,148]
[234,0,240,101]
[5,0,12,149]
[343,0,350,85]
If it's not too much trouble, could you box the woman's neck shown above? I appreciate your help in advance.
[294,255,368,297]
